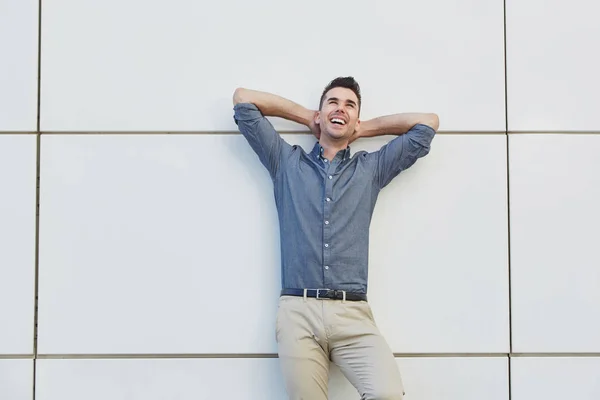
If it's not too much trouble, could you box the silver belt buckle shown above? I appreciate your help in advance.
[316,288,330,300]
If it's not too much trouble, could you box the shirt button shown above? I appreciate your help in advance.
[324,159,328,163]
[324,266,329,270]
[326,198,331,202]
[325,221,329,225]
[328,175,333,179]
[325,244,329,248]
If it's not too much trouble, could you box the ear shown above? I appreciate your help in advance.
[315,111,321,125]
[354,119,361,131]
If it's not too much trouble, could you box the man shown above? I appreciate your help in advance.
[232,77,439,400]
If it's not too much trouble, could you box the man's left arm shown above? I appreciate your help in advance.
[359,113,439,189]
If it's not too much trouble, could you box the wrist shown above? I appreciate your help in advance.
[301,109,317,127]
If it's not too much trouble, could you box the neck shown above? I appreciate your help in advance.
[318,135,349,161]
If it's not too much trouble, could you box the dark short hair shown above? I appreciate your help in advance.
[319,76,362,113]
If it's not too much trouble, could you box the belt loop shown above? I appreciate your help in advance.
[303,288,307,302]
[342,290,346,303]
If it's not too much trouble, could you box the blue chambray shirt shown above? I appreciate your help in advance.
[234,103,435,295]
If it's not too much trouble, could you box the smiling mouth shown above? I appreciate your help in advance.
[330,117,346,126]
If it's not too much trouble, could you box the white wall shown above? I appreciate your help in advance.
[39,0,504,132]
[1,0,599,399]
[0,360,33,400]
[0,135,36,355]
[0,0,38,131]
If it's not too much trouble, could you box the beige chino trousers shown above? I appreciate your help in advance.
[275,295,405,400]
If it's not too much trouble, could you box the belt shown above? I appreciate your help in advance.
[280,288,367,302]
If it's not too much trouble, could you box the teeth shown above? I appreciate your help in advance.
[331,118,345,125]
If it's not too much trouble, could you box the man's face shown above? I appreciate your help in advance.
[315,87,360,141]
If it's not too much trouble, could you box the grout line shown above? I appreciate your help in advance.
[37,354,281,360]
[503,0,513,359]
[507,130,600,134]
[503,0,513,398]
[35,353,507,360]
[3,130,598,135]
[32,133,41,400]
[31,352,600,360]
[0,355,35,359]
[503,0,510,136]
[511,353,600,357]
[33,1,43,399]
[32,130,509,135]
[508,354,512,399]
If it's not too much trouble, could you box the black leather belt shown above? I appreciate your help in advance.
[281,288,367,301]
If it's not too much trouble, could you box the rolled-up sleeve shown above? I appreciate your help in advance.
[373,124,436,189]
[233,103,291,180]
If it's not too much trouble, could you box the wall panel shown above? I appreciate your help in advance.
[507,0,600,131]
[37,133,509,355]
[509,135,600,352]
[38,134,283,354]
[0,360,33,400]
[40,0,505,132]
[0,0,38,131]
[367,134,509,353]
[512,357,600,400]
[331,357,508,400]
[0,135,36,354]
[36,357,508,399]
[36,358,287,400]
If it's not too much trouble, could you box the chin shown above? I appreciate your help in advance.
[327,130,348,140]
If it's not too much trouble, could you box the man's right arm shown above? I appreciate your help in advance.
[232,88,315,179]
[233,88,316,130]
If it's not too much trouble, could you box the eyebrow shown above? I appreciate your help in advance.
[328,97,357,106]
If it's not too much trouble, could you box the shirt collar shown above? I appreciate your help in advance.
[310,142,351,162]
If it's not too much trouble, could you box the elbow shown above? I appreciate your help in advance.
[425,113,440,131]
[233,87,248,105]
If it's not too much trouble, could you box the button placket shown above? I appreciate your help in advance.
[322,162,337,286]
